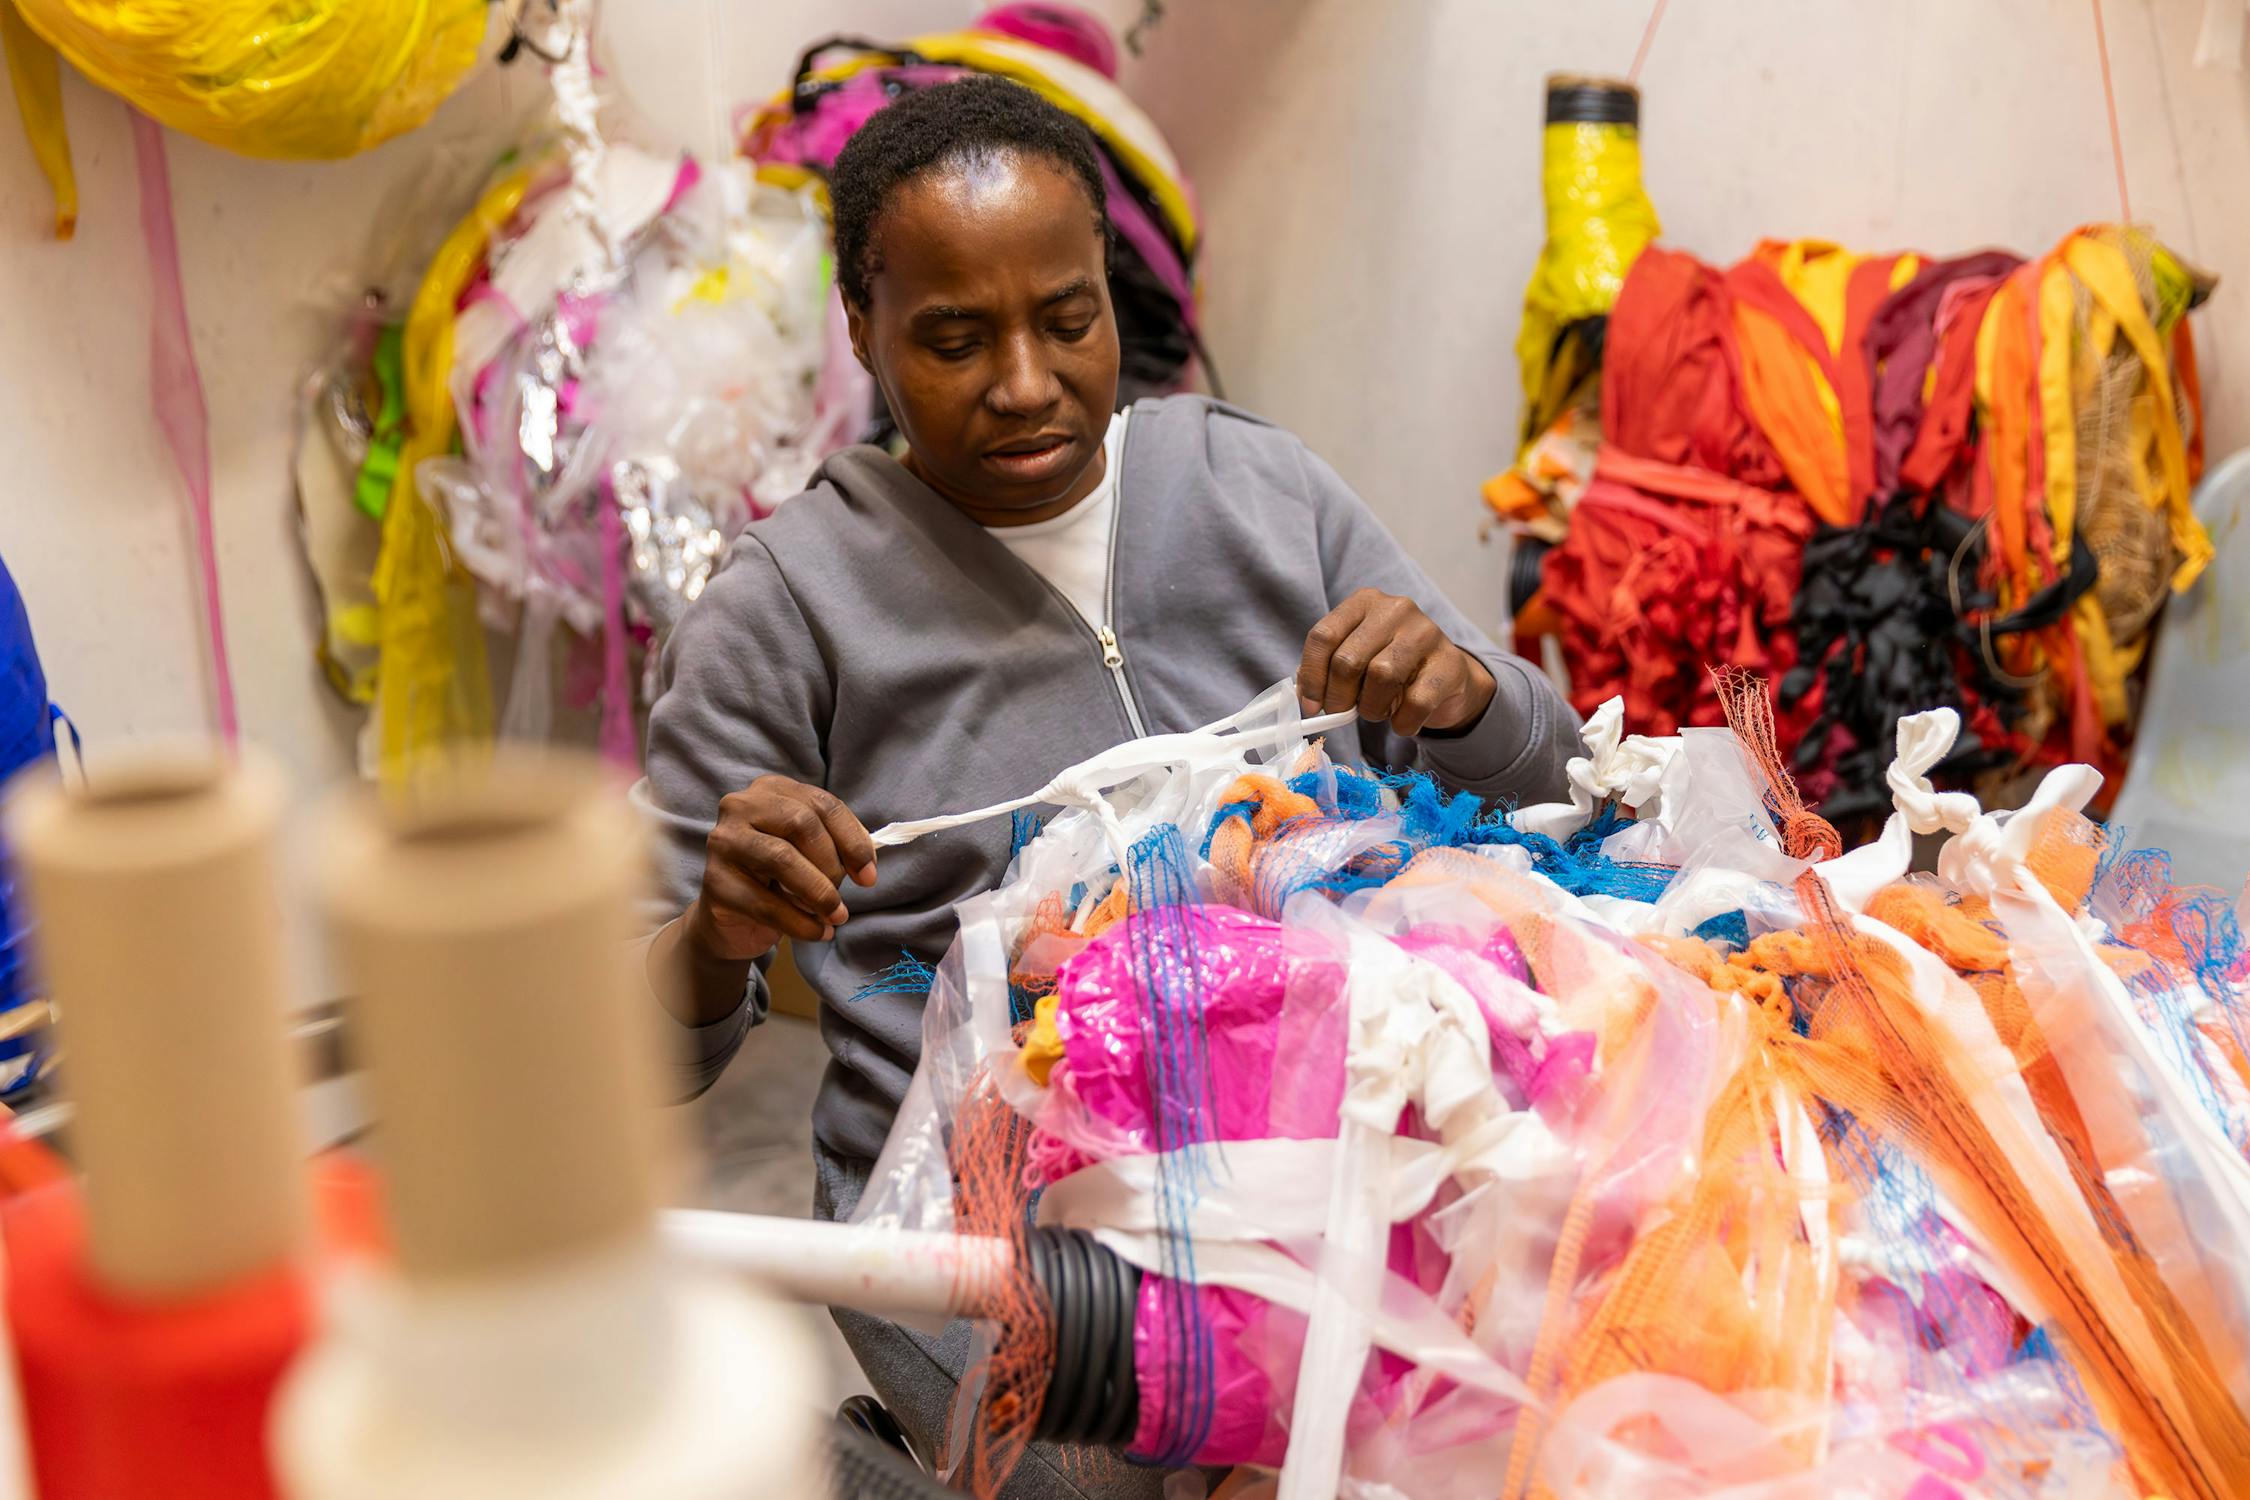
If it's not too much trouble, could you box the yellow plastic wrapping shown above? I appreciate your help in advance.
[0,3,73,238]
[370,169,529,784]
[1515,79,1660,450]
[4,0,487,228]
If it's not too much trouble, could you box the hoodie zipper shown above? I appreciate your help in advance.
[1016,559,1146,739]
[1096,623,1145,736]
[1098,425,1148,738]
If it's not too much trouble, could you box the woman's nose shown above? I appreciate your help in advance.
[988,328,1060,416]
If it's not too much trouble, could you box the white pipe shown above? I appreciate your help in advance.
[661,1210,1013,1318]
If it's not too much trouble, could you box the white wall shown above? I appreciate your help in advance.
[0,0,2243,795]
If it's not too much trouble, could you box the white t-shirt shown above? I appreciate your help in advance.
[987,408,1127,630]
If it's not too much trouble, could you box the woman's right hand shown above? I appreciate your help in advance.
[685,775,878,963]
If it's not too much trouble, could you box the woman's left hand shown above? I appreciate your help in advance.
[1298,588,1497,736]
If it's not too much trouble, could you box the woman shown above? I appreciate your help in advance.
[640,77,1575,1494]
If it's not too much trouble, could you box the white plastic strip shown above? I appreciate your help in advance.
[1037,1137,1453,1243]
[1035,1119,1567,1249]
[1282,1118,1388,1500]
[1276,926,1511,1500]
[1086,1230,1539,1413]
[869,686,1353,852]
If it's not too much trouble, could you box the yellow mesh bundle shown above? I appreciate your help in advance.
[4,0,489,233]
[369,167,528,784]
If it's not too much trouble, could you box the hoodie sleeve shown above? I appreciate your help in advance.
[1291,438,1580,805]
[632,532,833,1100]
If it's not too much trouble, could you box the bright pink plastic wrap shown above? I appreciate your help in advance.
[1038,909,1321,1169]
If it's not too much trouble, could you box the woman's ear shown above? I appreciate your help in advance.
[844,298,874,374]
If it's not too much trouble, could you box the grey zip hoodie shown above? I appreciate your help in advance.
[637,396,1577,1180]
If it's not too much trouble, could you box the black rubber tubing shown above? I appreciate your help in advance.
[1026,1227,1142,1447]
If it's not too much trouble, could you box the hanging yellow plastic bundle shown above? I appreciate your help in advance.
[0,0,490,237]
[1488,75,1660,541]
[1515,74,1659,446]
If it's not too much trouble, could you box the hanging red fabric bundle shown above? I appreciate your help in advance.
[1868,251,2023,498]
[1600,245,1788,487]
[1540,448,1814,734]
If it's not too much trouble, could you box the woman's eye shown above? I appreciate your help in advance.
[1052,321,1094,342]
[928,342,980,361]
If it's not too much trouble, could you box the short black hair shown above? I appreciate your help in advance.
[829,75,1109,307]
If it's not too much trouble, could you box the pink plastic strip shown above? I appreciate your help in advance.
[131,112,238,747]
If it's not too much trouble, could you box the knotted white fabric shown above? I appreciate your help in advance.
[1885,708,1983,837]
[1513,696,1680,841]
[1935,761,2103,896]
[1823,707,1985,914]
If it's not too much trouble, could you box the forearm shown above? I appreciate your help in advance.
[649,909,759,1029]
[646,912,767,1103]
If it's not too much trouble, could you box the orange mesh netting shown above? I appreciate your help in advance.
[1710,668,2250,1500]
[949,1070,1053,1496]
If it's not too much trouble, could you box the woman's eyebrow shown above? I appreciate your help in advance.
[1042,278,1096,305]
[911,302,987,324]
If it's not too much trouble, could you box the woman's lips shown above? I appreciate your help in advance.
[982,435,1077,483]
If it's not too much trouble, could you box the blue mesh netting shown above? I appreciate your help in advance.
[1222,766,1677,906]
[1290,766,1383,819]
[1198,799,1260,860]
[1008,807,1046,861]
[2092,837,2250,1153]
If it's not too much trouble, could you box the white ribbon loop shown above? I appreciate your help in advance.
[1885,708,1982,837]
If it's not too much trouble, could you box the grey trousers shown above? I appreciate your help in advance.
[816,1154,1189,1499]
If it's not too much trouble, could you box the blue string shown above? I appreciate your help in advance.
[847,952,936,1007]
[2094,839,2250,1152]
[1126,823,1217,1465]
